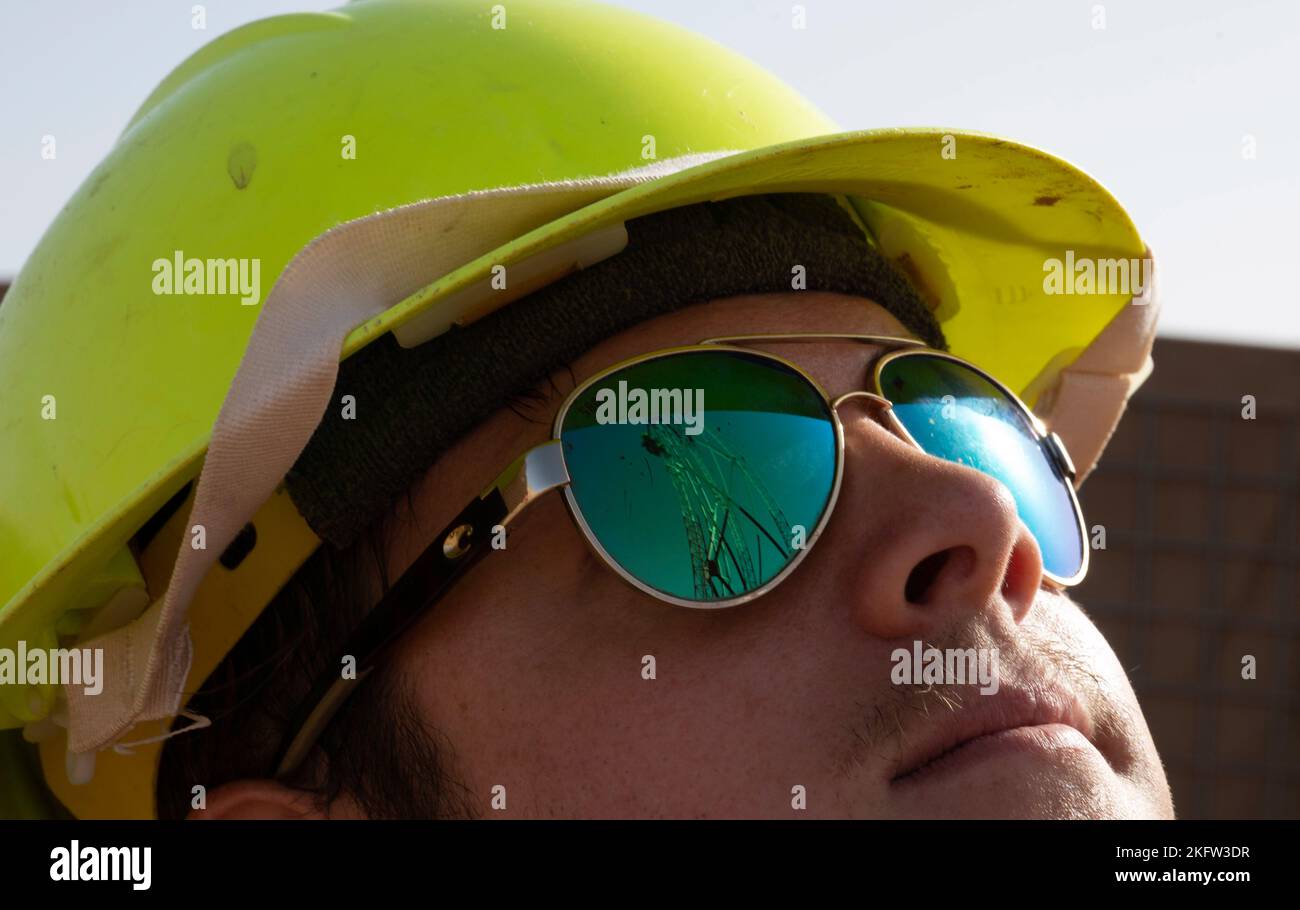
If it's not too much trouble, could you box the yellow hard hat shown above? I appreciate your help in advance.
[0,0,1156,819]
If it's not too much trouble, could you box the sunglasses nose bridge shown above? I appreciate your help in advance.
[830,389,893,413]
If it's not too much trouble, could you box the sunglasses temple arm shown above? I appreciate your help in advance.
[1043,431,1078,483]
[491,440,571,524]
[272,441,569,779]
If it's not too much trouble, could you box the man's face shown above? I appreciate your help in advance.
[380,291,1174,819]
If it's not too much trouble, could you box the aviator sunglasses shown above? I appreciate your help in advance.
[274,334,1087,775]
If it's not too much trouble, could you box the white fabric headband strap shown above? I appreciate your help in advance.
[56,151,738,760]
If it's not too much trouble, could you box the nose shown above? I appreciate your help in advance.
[825,401,1045,640]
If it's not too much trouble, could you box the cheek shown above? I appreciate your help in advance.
[393,496,861,813]
[1033,594,1169,785]
[392,495,667,797]
[1039,594,1133,699]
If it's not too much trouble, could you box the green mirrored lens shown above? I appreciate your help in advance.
[559,350,838,603]
[878,354,1085,581]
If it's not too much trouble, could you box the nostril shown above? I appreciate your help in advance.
[904,546,976,605]
[905,549,950,604]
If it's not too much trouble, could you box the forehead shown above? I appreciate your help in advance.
[567,291,915,380]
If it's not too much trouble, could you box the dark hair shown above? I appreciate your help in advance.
[154,501,478,819]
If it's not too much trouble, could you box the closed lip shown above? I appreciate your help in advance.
[888,682,1097,785]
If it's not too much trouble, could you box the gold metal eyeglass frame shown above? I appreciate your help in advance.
[273,333,1087,777]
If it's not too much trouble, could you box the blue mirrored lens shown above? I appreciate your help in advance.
[878,354,1085,580]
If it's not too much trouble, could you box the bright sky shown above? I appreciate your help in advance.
[2,0,1297,346]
